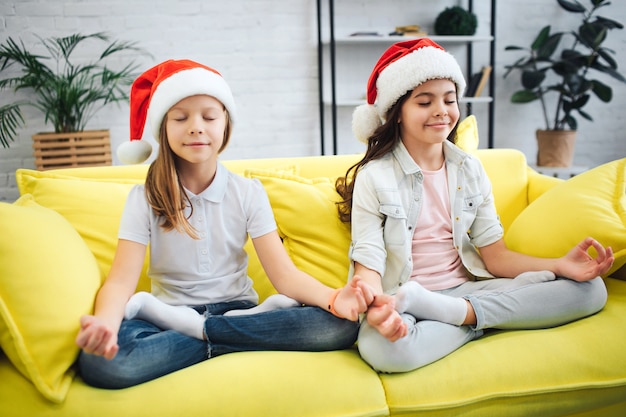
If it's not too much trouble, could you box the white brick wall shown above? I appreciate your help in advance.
[1,0,625,202]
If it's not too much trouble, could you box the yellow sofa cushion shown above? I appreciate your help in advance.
[454,114,479,153]
[0,195,101,403]
[15,169,152,292]
[245,169,351,292]
[505,158,626,278]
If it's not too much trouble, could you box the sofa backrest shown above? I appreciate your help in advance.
[225,149,533,231]
[15,148,536,299]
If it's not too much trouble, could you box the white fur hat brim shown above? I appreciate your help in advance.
[375,46,466,117]
[352,39,466,144]
[148,67,236,140]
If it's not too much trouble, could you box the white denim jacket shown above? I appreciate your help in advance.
[349,140,504,294]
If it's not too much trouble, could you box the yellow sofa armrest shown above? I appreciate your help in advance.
[476,148,531,231]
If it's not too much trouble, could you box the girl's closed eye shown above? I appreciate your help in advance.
[202,109,223,121]
[168,110,187,121]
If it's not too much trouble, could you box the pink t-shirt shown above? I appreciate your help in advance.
[410,164,469,290]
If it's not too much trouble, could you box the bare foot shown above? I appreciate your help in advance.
[366,295,407,342]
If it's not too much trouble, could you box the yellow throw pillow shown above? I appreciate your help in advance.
[229,165,300,301]
[505,158,626,278]
[15,169,150,290]
[0,195,101,403]
[454,115,479,153]
[246,169,351,291]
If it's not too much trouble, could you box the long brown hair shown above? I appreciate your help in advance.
[335,91,459,223]
[144,107,233,238]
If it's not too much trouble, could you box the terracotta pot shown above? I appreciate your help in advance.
[535,129,576,167]
[31,129,111,171]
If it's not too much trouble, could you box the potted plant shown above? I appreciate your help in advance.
[0,32,148,169]
[434,6,477,36]
[503,0,625,167]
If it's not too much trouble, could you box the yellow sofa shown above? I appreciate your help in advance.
[1,148,625,417]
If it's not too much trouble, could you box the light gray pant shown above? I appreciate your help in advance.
[357,276,607,373]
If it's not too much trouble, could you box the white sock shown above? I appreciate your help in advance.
[395,281,467,326]
[124,292,205,340]
[507,270,556,287]
[223,294,301,317]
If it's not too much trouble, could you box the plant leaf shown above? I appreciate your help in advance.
[557,0,586,13]
[0,103,25,147]
[577,108,593,121]
[531,26,552,51]
[521,70,546,89]
[511,90,539,103]
[597,47,618,69]
[591,79,612,102]
[595,16,624,30]
[564,115,578,130]
[537,33,562,59]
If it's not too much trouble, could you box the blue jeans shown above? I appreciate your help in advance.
[358,276,607,373]
[78,301,359,388]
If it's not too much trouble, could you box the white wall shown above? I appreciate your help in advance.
[1,0,625,201]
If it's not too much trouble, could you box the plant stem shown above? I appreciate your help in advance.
[530,49,551,129]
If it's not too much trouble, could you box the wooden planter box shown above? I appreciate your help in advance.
[32,130,112,171]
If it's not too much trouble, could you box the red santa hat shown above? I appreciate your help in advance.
[352,38,466,143]
[117,59,237,164]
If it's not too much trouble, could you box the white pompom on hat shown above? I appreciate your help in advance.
[352,38,466,143]
[117,59,237,164]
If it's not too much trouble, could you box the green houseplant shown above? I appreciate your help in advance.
[503,0,625,166]
[0,32,147,168]
[434,6,477,36]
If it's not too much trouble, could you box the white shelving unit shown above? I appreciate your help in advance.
[316,0,496,155]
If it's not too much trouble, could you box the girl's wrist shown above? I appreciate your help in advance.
[327,288,342,318]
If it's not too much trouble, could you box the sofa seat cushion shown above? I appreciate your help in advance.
[0,196,101,403]
[378,277,626,417]
[504,158,626,278]
[0,349,388,417]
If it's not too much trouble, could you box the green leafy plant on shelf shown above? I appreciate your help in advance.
[0,32,148,148]
[434,6,477,36]
[503,0,625,131]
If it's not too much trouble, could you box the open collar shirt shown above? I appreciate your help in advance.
[349,140,504,294]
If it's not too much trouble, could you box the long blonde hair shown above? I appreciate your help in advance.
[144,108,233,238]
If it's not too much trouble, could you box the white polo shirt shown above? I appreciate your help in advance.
[119,162,277,306]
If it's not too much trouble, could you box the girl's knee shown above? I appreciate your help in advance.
[586,277,608,313]
[321,317,360,350]
[357,323,423,373]
[78,350,147,389]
